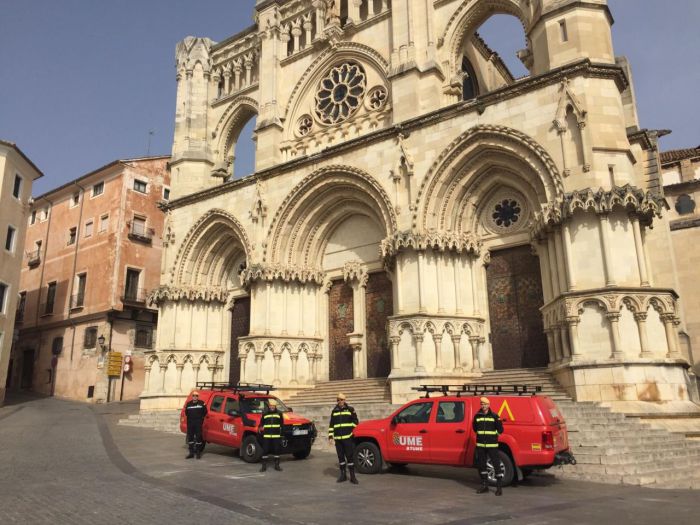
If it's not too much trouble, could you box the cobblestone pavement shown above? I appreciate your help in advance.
[1,395,698,525]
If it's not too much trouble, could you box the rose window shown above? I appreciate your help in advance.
[315,63,366,125]
[492,199,521,228]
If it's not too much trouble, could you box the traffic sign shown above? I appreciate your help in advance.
[107,352,123,377]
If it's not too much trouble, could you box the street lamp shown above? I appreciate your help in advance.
[98,334,106,351]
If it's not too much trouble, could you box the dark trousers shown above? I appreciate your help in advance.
[262,437,281,459]
[186,422,203,453]
[335,439,355,468]
[476,447,503,480]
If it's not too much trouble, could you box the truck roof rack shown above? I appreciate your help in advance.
[412,384,542,398]
[195,382,275,394]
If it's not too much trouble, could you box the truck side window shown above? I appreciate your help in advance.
[396,401,433,424]
[224,397,240,414]
[437,401,465,423]
[210,395,225,413]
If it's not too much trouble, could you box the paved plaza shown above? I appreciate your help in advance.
[0,394,697,525]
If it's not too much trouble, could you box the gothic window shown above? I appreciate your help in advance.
[296,115,313,137]
[461,56,479,101]
[315,63,367,125]
[675,194,696,215]
[366,86,388,110]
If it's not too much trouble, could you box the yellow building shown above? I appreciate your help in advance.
[0,140,43,405]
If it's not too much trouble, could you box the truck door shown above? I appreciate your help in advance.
[430,400,469,465]
[203,395,226,444]
[220,396,244,447]
[385,401,433,463]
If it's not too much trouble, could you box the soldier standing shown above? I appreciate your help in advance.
[328,393,359,484]
[184,391,207,459]
[472,396,505,496]
[260,398,283,472]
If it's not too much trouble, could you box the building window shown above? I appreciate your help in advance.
[314,62,367,125]
[40,207,49,221]
[675,194,696,215]
[51,337,63,356]
[0,282,7,314]
[16,291,26,322]
[99,214,109,233]
[461,56,479,101]
[28,240,42,267]
[163,187,170,200]
[67,227,77,246]
[84,220,94,238]
[72,273,86,309]
[559,20,568,42]
[44,282,57,315]
[5,225,16,252]
[71,192,80,207]
[132,216,147,236]
[84,326,98,349]
[133,179,147,193]
[135,327,153,349]
[13,175,22,199]
[124,268,141,302]
[30,210,37,225]
[92,181,104,197]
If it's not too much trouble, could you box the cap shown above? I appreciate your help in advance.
[337,393,346,400]
[268,399,278,406]
[479,397,489,404]
[192,390,199,396]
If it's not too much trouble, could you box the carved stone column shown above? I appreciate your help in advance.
[273,352,281,386]
[255,352,264,383]
[559,325,571,361]
[630,215,650,287]
[451,334,463,373]
[417,252,427,313]
[469,336,481,372]
[143,366,151,394]
[193,364,200,386]
[389,336,400,372]
[598,214,616,287]
[176,364,184,393]
[349,336,363,379]
[567,317,581,360]
[634,312,651,357]
[607,313,623,360]
[433,333,443,372]
[553,228,568,293]
[414,333,426,373]
[453,255,463,315]
[160,365,167,393]
[436,253,445,314]
[552,328,563,362]
[561,223,576,291]
[661,314,680,358]
[544,330,556,364]
[290,352,299,385]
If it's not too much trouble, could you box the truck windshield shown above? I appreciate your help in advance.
[244,397,290,413]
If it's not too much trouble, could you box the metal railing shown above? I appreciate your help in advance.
[27,249,41,267]
[70,292,85,309]
[121,287,147,304]
[128,222,153,243]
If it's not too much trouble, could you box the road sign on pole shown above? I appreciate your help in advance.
[107,352,123,377]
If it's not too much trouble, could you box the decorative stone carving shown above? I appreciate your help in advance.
[148,285,231,306]
[342,260,368,287]
[240,263,326,286]
[314,62,367,125]
[380,230,481,258]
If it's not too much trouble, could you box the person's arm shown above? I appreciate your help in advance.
[202,403,208,417]
[472,412,478,433]
[350,406,358,427]
[328,410,336,440]
[495,413,503,434]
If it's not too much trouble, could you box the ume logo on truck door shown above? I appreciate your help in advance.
[392,432,423,451]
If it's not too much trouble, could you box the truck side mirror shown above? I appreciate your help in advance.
[391,415,398,426]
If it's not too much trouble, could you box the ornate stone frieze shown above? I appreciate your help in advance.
[343,260,368,286]
[148,285,231,306]
[531,185,666,239]
[388,314,485,339]
[239,263,326,286]
[381,230,481,258]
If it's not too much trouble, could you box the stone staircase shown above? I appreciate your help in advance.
[118,369,700,488]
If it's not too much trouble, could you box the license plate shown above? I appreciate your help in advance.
[292,429,309,436]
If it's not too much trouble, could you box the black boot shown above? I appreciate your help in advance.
[337,467,347,483]
[260,458,268,472]
[476,479,489,494]
[195,445,202,459]
[495,479,503,496]
[274,457,282,471]
[349,466,358,485]
[186,445,195,459]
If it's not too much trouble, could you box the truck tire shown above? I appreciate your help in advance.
[241,435,263,463]
[355,442,383,474]
[487,450,515,486]
[293,446,312,460]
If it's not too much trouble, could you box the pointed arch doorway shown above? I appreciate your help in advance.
[486,245,548,369]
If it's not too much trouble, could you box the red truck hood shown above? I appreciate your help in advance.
[354,417,388,433]
[282,412,312,425]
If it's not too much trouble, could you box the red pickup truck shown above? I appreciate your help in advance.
[352,385,575,485]
[179,383,317,462]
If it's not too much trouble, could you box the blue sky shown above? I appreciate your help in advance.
[0,1,697,196]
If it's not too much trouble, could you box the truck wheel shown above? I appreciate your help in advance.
[293,446,312,460]
[487,450,515,486]
[355,442,383,474]
[241,435,263,463]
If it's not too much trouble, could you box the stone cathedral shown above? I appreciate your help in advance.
[142,0,697,412]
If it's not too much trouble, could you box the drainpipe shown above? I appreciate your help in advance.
[33,195,53,388]
[67,182,87,364]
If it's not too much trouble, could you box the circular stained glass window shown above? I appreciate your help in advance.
[492,199,521,228]
[315,63,366,125]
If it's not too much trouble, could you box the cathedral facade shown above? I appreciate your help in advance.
[142,0,697,411]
